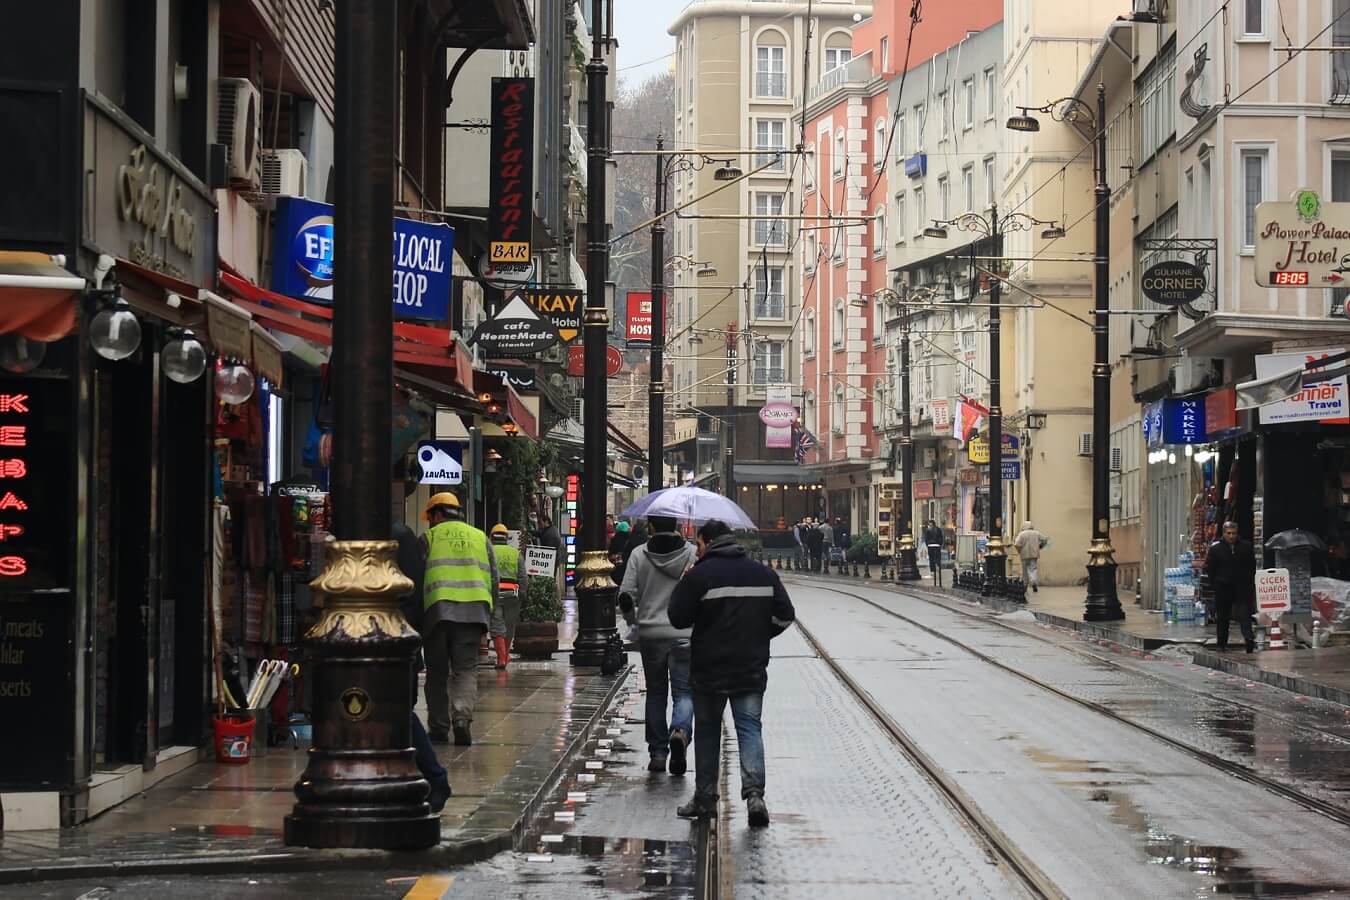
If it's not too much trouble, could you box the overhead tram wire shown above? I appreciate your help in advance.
[865,0,922,206]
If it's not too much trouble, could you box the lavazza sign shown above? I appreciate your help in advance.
[1254,189,1350,288]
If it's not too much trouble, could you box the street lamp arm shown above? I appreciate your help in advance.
[1009,96,1097,140]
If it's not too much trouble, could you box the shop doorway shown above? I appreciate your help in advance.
[1147,463,1189,609]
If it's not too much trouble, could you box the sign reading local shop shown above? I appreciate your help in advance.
[488,77,536,268]
[1140,259,1207,306]
[271,196,454,321]
[415,440,463,485]
[1254,189,1350,288]
[1143,397,1208,449]
[1254,347,1350,425]
[626,292,654,345]
[469,293,560,358]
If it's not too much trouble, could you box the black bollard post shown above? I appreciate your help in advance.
[864,560,871,579]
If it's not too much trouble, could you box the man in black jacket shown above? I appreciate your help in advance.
[1205,521,1257,653]
[669,520,795,828]
[922,520,945,586]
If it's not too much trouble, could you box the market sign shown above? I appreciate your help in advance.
[626,291,654,344]
[1254,347,1349,425]
[271,196,454,321]
[487,77,536,268]
[1143,397,1207,449]
[1140,259,1207,306]
[1254,189,1350,288]
[511,288,582,342]
[469,293,559,358]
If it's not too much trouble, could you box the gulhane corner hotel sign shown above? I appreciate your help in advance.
[1254,188,1350,288]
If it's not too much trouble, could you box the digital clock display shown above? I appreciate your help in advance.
[1270,271,1310,286]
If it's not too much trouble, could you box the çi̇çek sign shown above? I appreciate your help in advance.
[271,196,454,321]
[1254,189,1350,288]
[488,77,536,269]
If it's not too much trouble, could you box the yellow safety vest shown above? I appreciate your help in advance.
[424,520,494,610]
[493,543,521,591]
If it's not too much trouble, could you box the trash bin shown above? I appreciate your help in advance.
[212,714,256,764]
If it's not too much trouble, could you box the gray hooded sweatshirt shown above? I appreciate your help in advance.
[618,532,696,641]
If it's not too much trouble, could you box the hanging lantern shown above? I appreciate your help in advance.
[0,334,46,373]
[163,330,208,384]
[89,297,142,360]
[217,363,256,404]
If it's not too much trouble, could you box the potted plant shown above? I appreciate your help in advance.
[514,575,565,658]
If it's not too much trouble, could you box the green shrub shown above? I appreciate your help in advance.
[847,532,880,563]
[521,575,564,623]
[734,529,763,552]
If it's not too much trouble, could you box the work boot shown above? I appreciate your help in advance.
[1246,639,1256,654]
[746,792,769,828]
[677,796,717,819]
[493,636,510,670]
[453,719,472,746]
[648,756,668,773]
[668,728,688,776]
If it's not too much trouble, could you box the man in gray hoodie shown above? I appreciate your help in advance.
[619,515,697,775]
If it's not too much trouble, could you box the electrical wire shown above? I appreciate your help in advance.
[1216,2,1350,111]
[865,0,923,206]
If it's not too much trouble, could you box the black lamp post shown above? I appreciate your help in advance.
[572,0,619,666]
[876,286,924,581]
[925,209,1060,597]
[1006,85,1123,621]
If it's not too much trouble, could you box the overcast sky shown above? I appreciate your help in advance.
[614,0,684,88]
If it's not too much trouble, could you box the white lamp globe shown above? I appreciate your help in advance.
[217,363,256,404]
[0,335,46,373]
[163,331,208,384]
[90,301,142,360]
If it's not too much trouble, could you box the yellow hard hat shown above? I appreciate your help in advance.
[490,523,509,537]
[424,492,461,519]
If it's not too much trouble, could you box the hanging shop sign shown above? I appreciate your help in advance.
[525,545,557,577]
[1001,460,1021,481]
[626,291,654,344]
[271,196,454,321]
[484,362,537,392]
[510,289,583,342]
[566,344,585,377]
[1205,387,1243,435]
[607,345,625,377]
[415,440,463,485]
[0,376,70,590]
[968,436,990,464]
[930,399,952,430]
[487,77,536,268]
[1140,259,1207,306]
[1254,347,1350,425]
[469,293,560,358]
[1254,189,1350,288]
[1144,397,1208,449]
[760,384,795,449]
[914,480,935,499]
[250,322,284,388]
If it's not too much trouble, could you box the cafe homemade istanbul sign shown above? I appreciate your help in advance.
[1254,189,1350,288]
[469,293,560,358]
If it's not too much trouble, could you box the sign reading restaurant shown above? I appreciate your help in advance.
[1254,189,1350,287]
[488,77,536,269]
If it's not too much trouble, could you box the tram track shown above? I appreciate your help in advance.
[793,577,1350,833]
[791,614,1064,900]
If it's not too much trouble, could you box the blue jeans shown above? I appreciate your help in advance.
[692,690,765,801]
[410,711,449,793]
[639,638,693,757]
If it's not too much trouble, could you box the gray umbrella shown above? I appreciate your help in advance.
[1264,528,1327,553]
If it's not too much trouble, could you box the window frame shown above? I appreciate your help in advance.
[753,191,787,246]
[984,67,997,120]
[895,112,906,163]
[832,384,846,433]
[755,44,787,98]
[961,164,974,213]
[753,340,786,386]
[754,118,787,172]
[754,265,786,320]
[937,174,950,220]
[913,186,926,236]
[984,156,996,208]
[962,77,975,129]
[833,128,846,178]
[938,89,949,142]
[803,308,816,357]
[874,118,886,170]
[833,300,846,349]
[895,192,906,245]
[1237,145,1272,252]
[824,45,853,72]
[873,205,886,256]
[1241,0,1267,39]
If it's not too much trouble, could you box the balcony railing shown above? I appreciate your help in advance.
[806,52,874,104]
[1333,49,1350,104]
[752,367,786,386]
[754,293,786,318]
[756,71,787,98]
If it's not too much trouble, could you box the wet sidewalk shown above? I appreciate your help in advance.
[0,659,628,886]
[1194,645,1350,706]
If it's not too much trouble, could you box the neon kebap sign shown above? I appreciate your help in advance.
[0,379,69,589]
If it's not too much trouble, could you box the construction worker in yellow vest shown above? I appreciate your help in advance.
[489,524,527,670]
[421,492,497,747]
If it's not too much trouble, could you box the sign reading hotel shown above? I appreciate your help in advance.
[1254,189,1350,288]
[510,289,582,342]
[626,292,654,345]
[488,77,536,268]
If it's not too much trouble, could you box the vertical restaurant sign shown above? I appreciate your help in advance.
[488,77,536,267]
[626,292,654,344]
[564,473,579,586]
[0,377,70,589]
[760,383,795,448]
[270,196,454,321]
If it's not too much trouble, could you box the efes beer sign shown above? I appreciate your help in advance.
[272,196,454,321]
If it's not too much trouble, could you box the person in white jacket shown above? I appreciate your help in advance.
[619,515,697,775]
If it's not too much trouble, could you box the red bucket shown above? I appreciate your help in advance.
[212,714,256,764]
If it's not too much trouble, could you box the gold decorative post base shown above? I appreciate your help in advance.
[896,532,921,581]
[571,549,619,667]
[983,532,1007,595]
[284,540,440,849]
[1084,534,1123,622]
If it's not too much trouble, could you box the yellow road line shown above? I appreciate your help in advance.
[402,874,454,899]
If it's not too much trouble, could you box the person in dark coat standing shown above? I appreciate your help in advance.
[922,520,945,586]
[669,520,795,828]
[1205,521,1257,653]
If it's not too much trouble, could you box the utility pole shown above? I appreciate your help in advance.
[724,326,736,499]
[983,206,1007,596]
[572,0,619,666]
[896,298,921,581]
[285,0,438,849]
[648,137,665,494]
[1084,83,1123,622]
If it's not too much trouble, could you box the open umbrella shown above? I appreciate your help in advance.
[1265,528,1327,553]
[620,486,756,530]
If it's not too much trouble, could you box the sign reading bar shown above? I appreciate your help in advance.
[1255,189,1350,288]
[1140,259,1207,306]
[626,291,654,344]
[488,78,536,269]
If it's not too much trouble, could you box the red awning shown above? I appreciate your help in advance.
[506,384,537,440]
[0,252,84,340]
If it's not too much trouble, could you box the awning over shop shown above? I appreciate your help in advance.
[608,422,646,464]
[734,463,808,485]
[0,252,84,340]
[607,471,638,488]
[116,258,204,328]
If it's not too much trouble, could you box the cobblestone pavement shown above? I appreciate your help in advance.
[789,578,1350,898]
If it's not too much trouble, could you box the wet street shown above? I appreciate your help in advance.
[20,579,1350,898]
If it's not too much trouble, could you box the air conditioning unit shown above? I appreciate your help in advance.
[921,447,936,469]
[260,149,308,197]
[1078,432,1094,457]
[571,397,584,423]
[1171,356,1223,394]
[1110,446,1123,472]
[218,77,261,188]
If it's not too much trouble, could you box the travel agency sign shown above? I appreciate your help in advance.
[1254,189,1350,288]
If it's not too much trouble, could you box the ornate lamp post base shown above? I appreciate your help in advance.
[284,541,440,850]
[896,534,922,582]
[983,535,1007,597]
[1084,537,1124,622]
[570,550,619,667]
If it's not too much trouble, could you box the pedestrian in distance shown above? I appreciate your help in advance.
[1205,521,1257,653]
[618,515,697,775]
[834,516,851,555]
[669,519,796,828]
[792,519,805,568]
[818,517,835,566]
[1013,521,1048,592]
[488,523,526,671]
[922,519,945,587]
[420,492,499,746]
